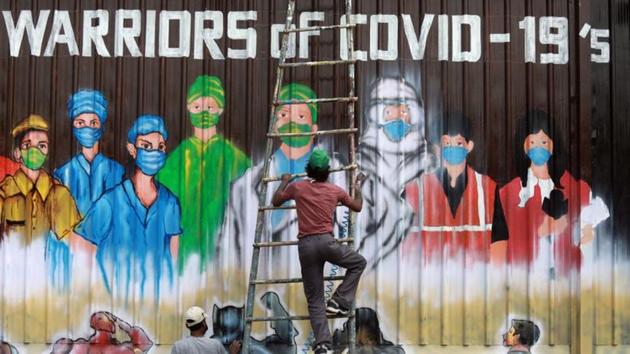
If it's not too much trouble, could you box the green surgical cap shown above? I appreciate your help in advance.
[187,75,225,108]
[308,148,330,170]
[278,83,318,123]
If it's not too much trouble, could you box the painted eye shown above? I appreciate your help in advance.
[299,115,305,120]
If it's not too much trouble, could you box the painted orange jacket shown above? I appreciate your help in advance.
[403,166,496,263]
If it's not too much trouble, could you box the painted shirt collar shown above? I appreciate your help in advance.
[273,146,313,175]
[122,179,161,224]
[518,168,554,207]
[14,168,53,200]
[76,152,104,175]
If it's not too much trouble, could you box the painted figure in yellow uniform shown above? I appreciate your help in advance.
[0,114,80,340]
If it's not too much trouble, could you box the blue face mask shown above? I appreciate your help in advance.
[135,148,166,176]
[527,147,552,166]
[73,127,103,148]
[442,146,469,165]
[379,119,412,142]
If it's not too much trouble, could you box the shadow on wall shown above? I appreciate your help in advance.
[211,291,298,354]
[50,312,153,354]
[0,342,18,354]
[333,307,405,354]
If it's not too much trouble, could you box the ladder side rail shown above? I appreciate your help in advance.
[344,0,358,353]
[241,1,297,352]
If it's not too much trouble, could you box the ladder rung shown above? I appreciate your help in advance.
[254,238,354,248]
[253,275,344,285]
[260,202,350,211]
[281,24,356,33]
[274,96,358,105]
[268,128,358,138]
[280,59,356,68]
[262,164,357,183]
[247,313,353,322]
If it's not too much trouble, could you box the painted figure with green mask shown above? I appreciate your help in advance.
[157,75,251,273]
[222,83,347,283]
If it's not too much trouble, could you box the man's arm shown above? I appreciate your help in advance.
[271,174,294,207]
[342,173,367,212]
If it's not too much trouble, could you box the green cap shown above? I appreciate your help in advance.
[308,148,330,170]
[187,75,225,108]
[278,83,318,123]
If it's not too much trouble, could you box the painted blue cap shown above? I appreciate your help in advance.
[127,115,169,143]
[67,89,108,123]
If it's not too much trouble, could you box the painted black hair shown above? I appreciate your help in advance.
[442,111,472,141]
[306,163,330,182]
[515,109,566,188]
[427,111,472,145]
[512,319,541,347]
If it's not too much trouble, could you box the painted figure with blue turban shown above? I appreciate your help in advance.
[75,115,182,299]
[157,75,250,273]
[54,89,124,215]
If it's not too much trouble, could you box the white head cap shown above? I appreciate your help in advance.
[184,306,207,327]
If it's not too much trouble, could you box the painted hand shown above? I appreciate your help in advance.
[229,340,242,354]
[580,224,595,245]
[538,215,568,237]
[281,173,292,183]
[355,172,367,186]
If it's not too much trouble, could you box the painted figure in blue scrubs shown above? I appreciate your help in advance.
[75,115,182,300]
[54,89,124,215]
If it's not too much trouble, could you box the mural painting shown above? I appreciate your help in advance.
[0,1,627,353]
[0,342,17,354]
[332,308,405,354]
[157,75,250,274]
[223,83,347,282]
[51,312,153,354]
[357,77,435,270]
[211,292,298,354]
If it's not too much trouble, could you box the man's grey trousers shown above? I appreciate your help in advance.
[297,233,367,349]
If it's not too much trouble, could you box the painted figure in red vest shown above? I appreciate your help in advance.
[491,110,609,276]
[0,156,19,183]
[402,112,496,265]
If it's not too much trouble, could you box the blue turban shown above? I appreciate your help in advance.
[127,115,169,143]
[67,89,109,124]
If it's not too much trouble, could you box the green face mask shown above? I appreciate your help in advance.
[190,111,220,129]
[21,147,47,170]
[278,122,312,147]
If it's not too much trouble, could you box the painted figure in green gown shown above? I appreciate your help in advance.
[157,75,251,273]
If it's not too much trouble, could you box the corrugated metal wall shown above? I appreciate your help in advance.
[0,0,628,353]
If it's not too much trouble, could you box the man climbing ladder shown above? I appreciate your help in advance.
[271,148,367,354]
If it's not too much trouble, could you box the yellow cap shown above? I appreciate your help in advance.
[11,114,49,138]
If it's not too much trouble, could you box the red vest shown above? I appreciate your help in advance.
[498,171,590,274]
[0,156,18,183]
[403,167,496,263]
